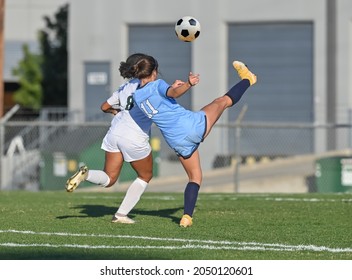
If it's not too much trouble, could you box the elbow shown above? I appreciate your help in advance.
[101,102,109,112]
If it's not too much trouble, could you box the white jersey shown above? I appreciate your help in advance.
[106,78,139,111]
[101,78,152,162]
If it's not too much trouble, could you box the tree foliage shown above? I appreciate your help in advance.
[12,44,43,110]
[39,3,68,106]
[12,3,68,109]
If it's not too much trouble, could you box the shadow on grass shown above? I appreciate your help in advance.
[0,248,172,260]
[56,204,183,225]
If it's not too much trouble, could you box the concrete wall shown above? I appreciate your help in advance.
[5,0,68,41]
[336,0,352,148]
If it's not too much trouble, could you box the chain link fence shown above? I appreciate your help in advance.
[1,108,352,193]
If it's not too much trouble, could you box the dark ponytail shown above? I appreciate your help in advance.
[119,53,145,79]
[119,53,158,80]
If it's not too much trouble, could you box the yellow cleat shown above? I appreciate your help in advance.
[65,165,88,192]
[179,214,193,228]
[111,215,135,224]
[232,61,257,86]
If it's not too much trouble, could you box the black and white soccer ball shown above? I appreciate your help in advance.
[175,16,201,42]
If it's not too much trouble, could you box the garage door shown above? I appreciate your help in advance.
[228,22,314,156]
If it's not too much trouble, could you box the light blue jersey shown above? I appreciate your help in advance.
[132,79,206,158]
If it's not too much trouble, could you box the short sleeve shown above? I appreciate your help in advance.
[156,79,171,98]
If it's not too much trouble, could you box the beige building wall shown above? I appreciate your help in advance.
[5,0,68,41]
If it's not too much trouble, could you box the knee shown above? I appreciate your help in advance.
[143,174,153,183]
[105,176,118,188]
[188,174,202,186]
[139,171,153,183]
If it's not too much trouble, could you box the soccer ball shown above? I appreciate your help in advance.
[175,16,201,42]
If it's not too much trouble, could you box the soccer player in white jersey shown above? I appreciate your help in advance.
[65,53,187,224]
[129,54,257,227]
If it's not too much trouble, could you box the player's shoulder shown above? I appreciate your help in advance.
[154,79,170,96]
[128,78,140,87]
[117,78,140,93]
[155,78,167,85]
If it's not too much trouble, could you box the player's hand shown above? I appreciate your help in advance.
[188,72,199,86]
[111,109,119,115]
[171,80,185,88]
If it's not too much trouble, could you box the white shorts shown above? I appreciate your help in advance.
[101,112,151,162]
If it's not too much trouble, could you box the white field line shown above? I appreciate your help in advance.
[0,229,351,253]
[81,194,352,203]
[263,197,352,202]
[82,195,176,201]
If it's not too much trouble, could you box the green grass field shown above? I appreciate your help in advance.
[0,190,351,260]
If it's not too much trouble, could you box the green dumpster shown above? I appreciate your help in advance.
[315,156,352,193]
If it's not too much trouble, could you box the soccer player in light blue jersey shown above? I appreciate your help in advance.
[128,54,257,227]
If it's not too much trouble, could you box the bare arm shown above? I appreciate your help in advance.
[167,72,200,98]
[101,101,119,115]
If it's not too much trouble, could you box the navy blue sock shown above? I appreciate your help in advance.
[184,182,200,217]
[225,79,250,106]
